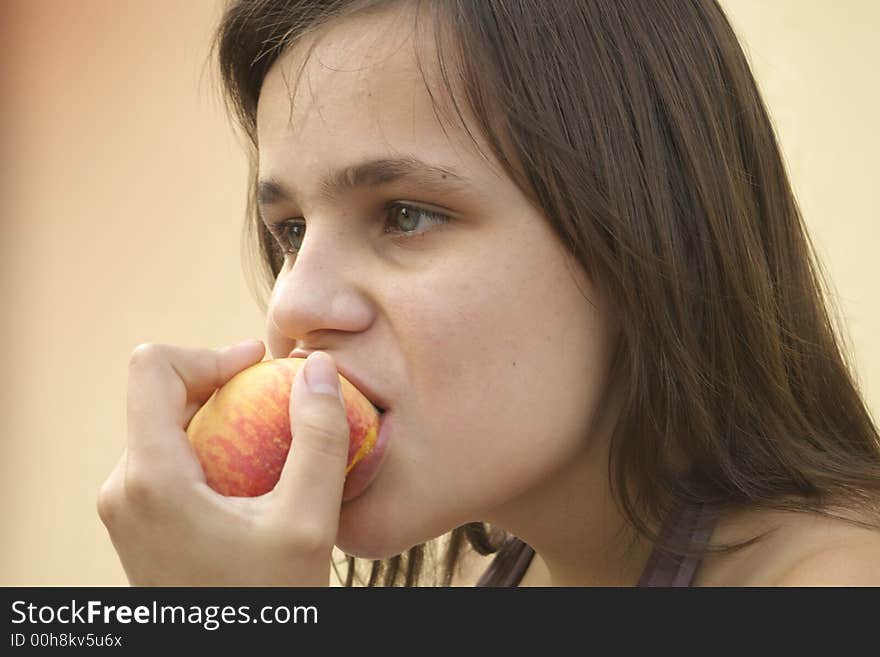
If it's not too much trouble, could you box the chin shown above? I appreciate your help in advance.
[335,500,440,561]
[335,519,416,561]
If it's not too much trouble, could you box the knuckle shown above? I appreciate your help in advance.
[296,416,351,461]
[279,522,334,557]
[96,480,122,526]
[123,468,162,509]
[128,343,165,370]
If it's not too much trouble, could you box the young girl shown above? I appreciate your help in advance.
[98,0,880,586]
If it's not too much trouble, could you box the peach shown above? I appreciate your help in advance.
[185,357,379,497]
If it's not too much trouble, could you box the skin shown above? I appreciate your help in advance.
[99,341,358,586]
[100,5,880,587]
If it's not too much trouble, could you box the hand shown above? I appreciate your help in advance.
[97,341,351,586]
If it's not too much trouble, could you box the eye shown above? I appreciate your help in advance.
[266,202,451,256]
[383,202,450,237]
[270,219,305,255]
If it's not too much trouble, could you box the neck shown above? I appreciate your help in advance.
[483,441,655,587]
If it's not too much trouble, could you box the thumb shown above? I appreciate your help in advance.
[273,351,350,530]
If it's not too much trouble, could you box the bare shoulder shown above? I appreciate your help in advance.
[771,534,880,585]
[697,504,880,586]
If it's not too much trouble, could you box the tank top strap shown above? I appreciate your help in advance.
[475,501,721,587]
[474,538,535,587]
[637,501,722,587]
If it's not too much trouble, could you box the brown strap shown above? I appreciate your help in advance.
[637,502,721,587]
[475,501,720,587]
[474,539,535,587]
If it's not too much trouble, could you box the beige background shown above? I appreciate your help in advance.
[1,0,877,585]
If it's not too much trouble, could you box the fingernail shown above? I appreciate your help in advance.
[304,352,343,401]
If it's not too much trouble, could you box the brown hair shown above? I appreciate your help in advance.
[211,0,880,586]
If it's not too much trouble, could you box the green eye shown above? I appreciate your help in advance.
[384,203,450,236]
[268,202,451,256]
[391,205,419,232]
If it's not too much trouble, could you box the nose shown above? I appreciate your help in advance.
[266,223,373,354]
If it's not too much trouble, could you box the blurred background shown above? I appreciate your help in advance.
[1,0,878,585]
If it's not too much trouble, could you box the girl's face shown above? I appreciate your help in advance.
[257,8,619,559]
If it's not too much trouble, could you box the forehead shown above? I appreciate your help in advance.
[258,6,438,114]
[255,6,492,180]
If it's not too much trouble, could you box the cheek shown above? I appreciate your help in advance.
[395,246,613,482]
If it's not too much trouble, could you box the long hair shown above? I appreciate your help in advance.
[211,0,880,586]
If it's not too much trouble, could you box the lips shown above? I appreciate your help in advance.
[288,349,390,414]
[341,409,392,502]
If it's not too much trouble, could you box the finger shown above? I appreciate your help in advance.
[126,339,265,465]
[273,351,349,536]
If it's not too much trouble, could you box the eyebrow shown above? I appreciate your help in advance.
[257,156,480,211]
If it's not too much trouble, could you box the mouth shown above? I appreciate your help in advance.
[287,348,393,502]
[341,404,393,502]
[288,349,390,416]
